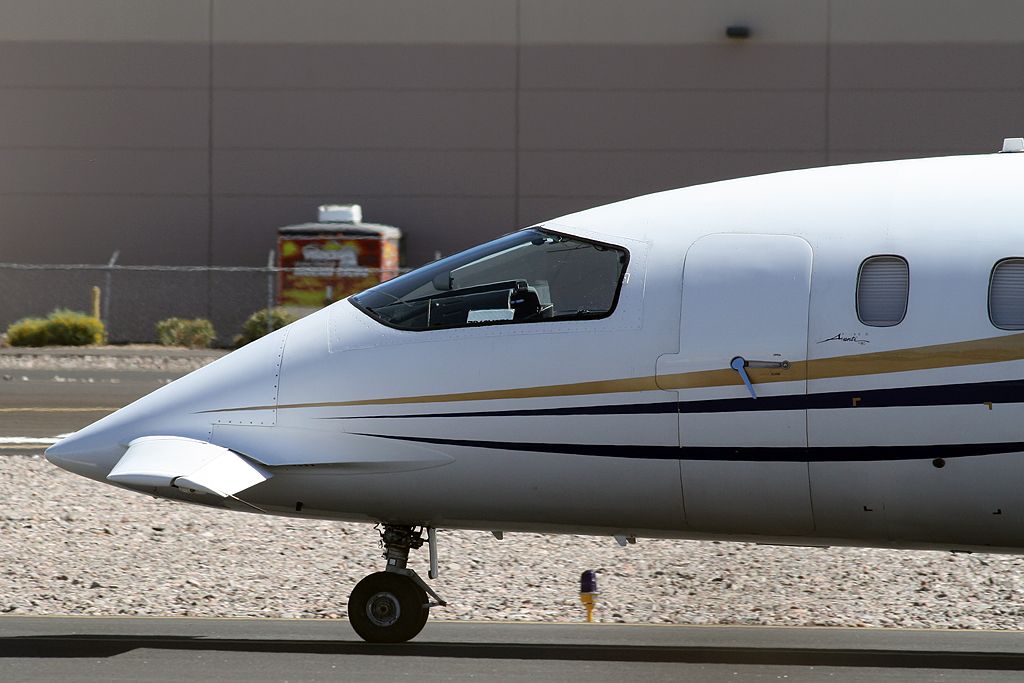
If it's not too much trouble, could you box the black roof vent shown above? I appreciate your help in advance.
[726,25,751,39]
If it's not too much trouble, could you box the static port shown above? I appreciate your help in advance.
[932,458,946,469]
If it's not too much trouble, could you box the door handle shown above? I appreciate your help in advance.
[729,356,790,399]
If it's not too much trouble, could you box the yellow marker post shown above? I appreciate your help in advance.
[91,286,101,320]
[580,593,594,622]
[579,570,598,623]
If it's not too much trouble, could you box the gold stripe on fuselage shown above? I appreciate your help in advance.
[661,332,1024,389]
[212,331,1024,412]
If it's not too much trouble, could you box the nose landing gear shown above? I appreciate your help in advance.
[348,525,446,643]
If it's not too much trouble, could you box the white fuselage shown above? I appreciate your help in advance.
[46,152,1024,553]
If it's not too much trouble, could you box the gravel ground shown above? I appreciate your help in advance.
[3,455,1024,628]
[0,346,224,373]
[4,346,1024,629]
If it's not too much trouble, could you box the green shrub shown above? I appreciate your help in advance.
[235,307,296,347]
[156,317,217,348]
[6,309,105,347]
[6,317,50,347]
[46,309,107,346]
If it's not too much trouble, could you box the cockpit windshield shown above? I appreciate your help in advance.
[351,228,629,330]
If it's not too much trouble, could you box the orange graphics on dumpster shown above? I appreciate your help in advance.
[276,205,402,308]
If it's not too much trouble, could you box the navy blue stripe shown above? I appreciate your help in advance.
[352,433,1024,462]
[327,378,1024,420]
[693,378,1024,413]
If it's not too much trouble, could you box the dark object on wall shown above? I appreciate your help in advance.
[726,24,752,39]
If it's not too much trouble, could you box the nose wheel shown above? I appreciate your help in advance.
[348,571,429,643]
[348,524,446,643]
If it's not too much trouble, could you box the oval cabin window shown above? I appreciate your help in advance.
[857,256,909,327]
[990,259,1024,330]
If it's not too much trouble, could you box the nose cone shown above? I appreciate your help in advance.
[43,324,297,485]
[45,430,126,481]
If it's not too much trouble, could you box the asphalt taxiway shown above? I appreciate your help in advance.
[2,616,1023,682]
[0,364,189,449]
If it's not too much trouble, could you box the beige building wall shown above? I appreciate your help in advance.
[0,0,1021,335]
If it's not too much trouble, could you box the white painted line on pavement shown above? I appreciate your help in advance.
[0,433,73,445]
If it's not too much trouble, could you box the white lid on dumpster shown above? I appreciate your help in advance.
[318,204,362,223]
[279,203,401,240]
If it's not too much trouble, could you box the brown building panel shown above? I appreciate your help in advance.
[213,149,513,196]
[830,44,1024,90]
[519,90,826,151]
[0,89,208,149]
[0,42,209,88]
[212,90,515,150]
[0,196,210,265]
[519,44,827,91]
[519,150,826,198]
[829,90,1024,153]
[1,0,1022,340]
[0,149,208,195]
[214,44,516,90]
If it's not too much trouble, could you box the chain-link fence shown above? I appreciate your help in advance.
[0,258,409,345]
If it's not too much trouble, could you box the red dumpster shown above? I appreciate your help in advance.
[277,204,402,307]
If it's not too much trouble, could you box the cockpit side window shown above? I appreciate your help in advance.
[351,228,629,331]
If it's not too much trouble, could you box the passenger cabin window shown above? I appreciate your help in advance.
[857,255,909,326]
[989,259,1024,330]
[351,228,629,331]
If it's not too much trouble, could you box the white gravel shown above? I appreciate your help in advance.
[4,454,1024,628]
[0,346,223,373]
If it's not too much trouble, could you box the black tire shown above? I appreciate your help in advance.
[348,571,429,643]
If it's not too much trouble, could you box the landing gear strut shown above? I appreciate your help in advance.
[348,525,446,643]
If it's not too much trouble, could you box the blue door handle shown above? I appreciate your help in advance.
[730,356,790,399]
[730,357,757,399]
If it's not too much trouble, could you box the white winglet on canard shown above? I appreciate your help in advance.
[107,435,272,498]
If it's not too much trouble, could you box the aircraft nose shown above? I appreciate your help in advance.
[42,323,296,485]
[45,429,127,481]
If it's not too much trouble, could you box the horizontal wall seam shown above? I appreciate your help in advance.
[0,192,519,199]
[8,86,1016,94]
[212,86,815,93]
[0,85,513,93]
[0,148,209,153]
[0,146,510,152]
[6,85,1020,94]
[0,146,974,155]
[0,86,211,92]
